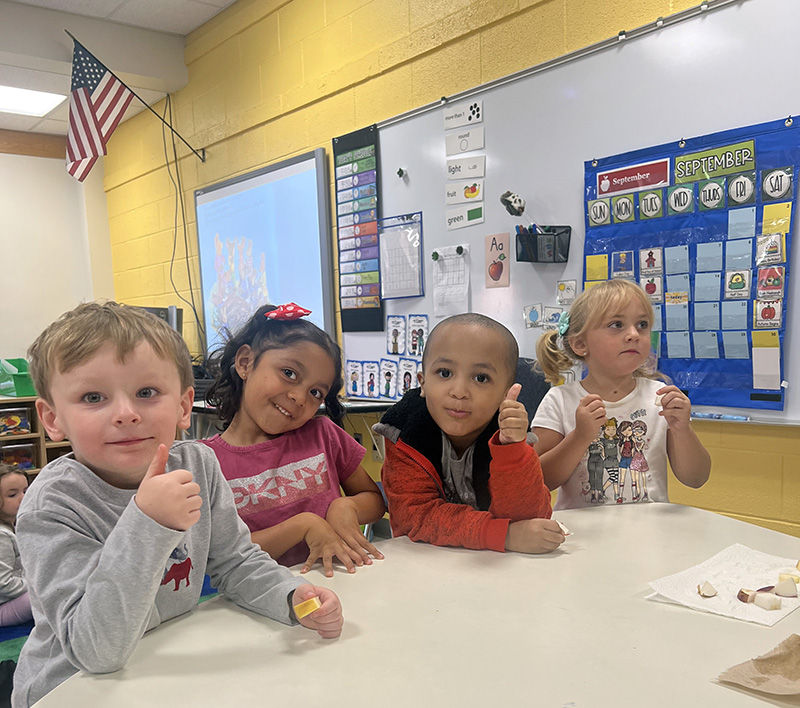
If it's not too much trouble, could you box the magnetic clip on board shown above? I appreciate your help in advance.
[515,225,571,263]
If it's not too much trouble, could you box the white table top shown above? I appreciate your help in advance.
[35,504,800,707]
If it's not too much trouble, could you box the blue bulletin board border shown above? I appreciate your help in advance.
[584,118,800,411]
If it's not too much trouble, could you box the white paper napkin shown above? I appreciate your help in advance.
[647,543,800,626]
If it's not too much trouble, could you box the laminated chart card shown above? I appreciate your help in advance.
[584,118,800,410]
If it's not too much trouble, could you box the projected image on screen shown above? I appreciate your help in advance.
[195,150,333,354]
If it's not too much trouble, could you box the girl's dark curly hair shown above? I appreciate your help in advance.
[206,305,345,428]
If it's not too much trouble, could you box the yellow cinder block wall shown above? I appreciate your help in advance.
[102,0,798,538]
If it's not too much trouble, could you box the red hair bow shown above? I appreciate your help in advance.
[265,303,311,320]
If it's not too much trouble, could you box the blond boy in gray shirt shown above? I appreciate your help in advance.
[14,302,343,708]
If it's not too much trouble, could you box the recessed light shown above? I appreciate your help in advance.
[0,85,67,117]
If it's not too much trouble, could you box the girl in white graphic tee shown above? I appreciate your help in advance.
[204,304,386,576]
[532,280,710,510]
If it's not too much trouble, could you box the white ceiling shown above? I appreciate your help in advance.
[1,0,238,135]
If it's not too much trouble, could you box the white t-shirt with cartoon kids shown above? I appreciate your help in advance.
[532,377,669,511]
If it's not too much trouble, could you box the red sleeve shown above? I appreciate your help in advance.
[487,431,553,521]
[381,439,509,552]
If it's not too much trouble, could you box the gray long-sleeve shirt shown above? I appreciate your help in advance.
[13,441,305,708]
[0,525,25,602]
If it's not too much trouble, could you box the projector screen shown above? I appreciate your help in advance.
[195,149,334,355]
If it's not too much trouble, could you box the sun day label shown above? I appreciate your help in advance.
[587,198,611,226]
[447,155,486,180]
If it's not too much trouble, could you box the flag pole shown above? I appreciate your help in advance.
[65,30,206,162]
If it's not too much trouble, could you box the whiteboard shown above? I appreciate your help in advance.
[342,0,800,424]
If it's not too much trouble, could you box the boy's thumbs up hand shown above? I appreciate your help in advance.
[498,383,528,445]
[135,444,202,531]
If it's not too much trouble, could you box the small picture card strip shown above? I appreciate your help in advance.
[386,315,407,355]
[346,360,364,398]
[752,330,781,391]
[756,233,785,265]
[641,275,663,303]
[379,358,399,399]
[543,306,564,330]
[523,303,543,329]
[398,358,419,395]
[611,250,635,278]
[756,266,785,300]
[754,299,783,329]
[639,247,663,276]
[724,269,751,299]
[363,361,380,399]
[557,280,577,304]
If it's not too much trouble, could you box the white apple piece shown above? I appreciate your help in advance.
[555,520,572,536]
[778,572,800,584]
[737,588,757,603]
[697,581,717,598]
[774,578,798,597]
[654,394,664,407]
[753,593,782,611]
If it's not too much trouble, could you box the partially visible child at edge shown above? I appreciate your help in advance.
[204,303,386,578]
[374,313,564,554]
[13,302,342,708]
[532,279,711,510]
[0,463,32,627]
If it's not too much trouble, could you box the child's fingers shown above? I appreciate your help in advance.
[143,444,169,481]
[504,383,522,402]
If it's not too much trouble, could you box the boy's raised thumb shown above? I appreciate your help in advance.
[143,444,169,480]
[505,383,522,402]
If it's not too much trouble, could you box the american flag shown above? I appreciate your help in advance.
[66,42,134,181]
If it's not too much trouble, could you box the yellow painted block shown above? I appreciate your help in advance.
[302,17,357,81]
[239,13,280,63]
[481,1,565,83]
[411,35,481,107]
[305,91,356,148]
[261,43,304,98]
[355,65,414,126]
[351,0,410,58]
[668,447,783,519]
[564,0,671,53]
[278,0,325,48]
[295,594,322,618]
[409,0,473,32]
[227,129,268,175]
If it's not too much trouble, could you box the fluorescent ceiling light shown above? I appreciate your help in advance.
[0,85,67,117]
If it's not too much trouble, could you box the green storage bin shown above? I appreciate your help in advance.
[0,359,37,397]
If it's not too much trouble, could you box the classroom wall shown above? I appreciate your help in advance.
[0,152,113,359]
[99,0,799,538]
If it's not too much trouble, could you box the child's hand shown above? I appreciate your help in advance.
[302,515,369,577]
[498,383,529,445]
[135,444,202,531]
[504,519,565,554]
[656,385,692,431]
[292,584,343,639]
[575,394,606,443]
[326,497,384,565]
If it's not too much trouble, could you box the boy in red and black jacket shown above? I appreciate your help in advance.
[374,314,564,554]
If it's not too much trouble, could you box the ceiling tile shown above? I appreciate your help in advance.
[0,112,41,131]
[109,0,220,35]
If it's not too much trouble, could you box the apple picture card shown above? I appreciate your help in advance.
[485,233,510,288]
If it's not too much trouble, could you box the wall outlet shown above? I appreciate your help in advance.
[372,436,385,462]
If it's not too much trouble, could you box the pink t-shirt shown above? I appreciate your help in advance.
[203,417,365,567]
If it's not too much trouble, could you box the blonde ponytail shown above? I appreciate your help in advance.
[535,329,577,385]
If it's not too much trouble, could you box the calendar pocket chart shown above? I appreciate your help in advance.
[584,118,800,410]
